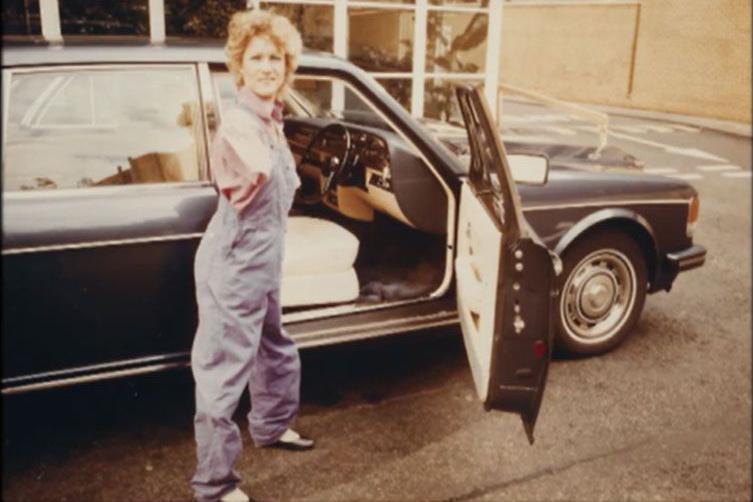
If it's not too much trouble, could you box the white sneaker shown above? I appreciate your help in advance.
[279,428,301,442]
[269,428,315,451]
[220,487,250,502]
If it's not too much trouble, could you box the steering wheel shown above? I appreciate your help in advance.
[296,123,353,205]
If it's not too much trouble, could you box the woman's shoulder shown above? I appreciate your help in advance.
[223,103,262,125]
[220,104,265,137]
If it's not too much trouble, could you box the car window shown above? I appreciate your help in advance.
[3,66,205,192]
[212,72,237,119]
[291,78,393,132]
[211,71,313,120]
[211,72,386,130]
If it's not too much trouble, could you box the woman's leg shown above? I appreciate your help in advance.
[247,287,302,446]
[191,281,268,501]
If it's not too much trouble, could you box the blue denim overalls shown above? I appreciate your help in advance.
[190,101,300,502]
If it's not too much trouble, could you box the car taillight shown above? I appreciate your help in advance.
[687,195,700,238]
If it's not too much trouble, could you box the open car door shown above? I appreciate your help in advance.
[454,85,559,445]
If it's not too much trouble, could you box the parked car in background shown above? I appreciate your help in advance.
[2,41,705,440]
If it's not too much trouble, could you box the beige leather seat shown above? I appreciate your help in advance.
[281,216,360,307]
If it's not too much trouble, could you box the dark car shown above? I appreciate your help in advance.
[2,42,704,441]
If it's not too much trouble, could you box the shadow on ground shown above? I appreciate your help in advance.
[2,329,467,485]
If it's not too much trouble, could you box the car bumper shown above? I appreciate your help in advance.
[651,244,706,292]
[666,244,707,272]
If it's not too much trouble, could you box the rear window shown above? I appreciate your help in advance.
[3,65,205,191]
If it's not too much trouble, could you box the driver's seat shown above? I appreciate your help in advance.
[281,216,360,307]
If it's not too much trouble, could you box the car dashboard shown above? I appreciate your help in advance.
[285,117,421,229]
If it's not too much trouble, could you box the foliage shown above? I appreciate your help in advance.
[58,1,149,35]
[164,0,246,39]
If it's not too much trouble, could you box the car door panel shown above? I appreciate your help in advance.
[454,84,557,444]
[2,186,217,380]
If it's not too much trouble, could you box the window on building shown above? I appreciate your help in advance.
[2,0,42,37]
[424,78,484,122]
[426,11,487,74]
[349,8,413,72]
[262,2,335,52]
[377,79,413,111]
[165,0,245,38]
[4,66,205,191]
[59,1,149,37]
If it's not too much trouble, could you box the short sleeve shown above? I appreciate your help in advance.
[211,107,273,213]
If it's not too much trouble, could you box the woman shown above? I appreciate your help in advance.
[190,10,312,502]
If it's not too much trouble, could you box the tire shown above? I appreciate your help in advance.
[555,229,648,355]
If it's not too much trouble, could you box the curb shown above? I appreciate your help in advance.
[503,95,751,138]
[588,104,752,138]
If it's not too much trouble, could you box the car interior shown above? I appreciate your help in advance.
[244,76,451,312]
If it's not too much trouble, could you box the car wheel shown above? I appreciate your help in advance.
[555,229,647,355]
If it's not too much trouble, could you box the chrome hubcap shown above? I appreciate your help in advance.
[579,273,616,318]
[561,249,637,344]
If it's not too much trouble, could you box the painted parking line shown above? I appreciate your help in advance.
[643,125,675,133]
[503,114,572,124]
[696,164,741,172]
[608,131,728,162]
[669,124,701,133]
[573,125,600,133]
[721,171,752,179]
[501,134,561,144]
[539,125,578,136]
[612,124,696,134]
[612,125,648,134]
[644,167,679,175]
[667,173,704,180]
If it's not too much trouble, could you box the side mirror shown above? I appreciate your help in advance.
[507,154,549,185]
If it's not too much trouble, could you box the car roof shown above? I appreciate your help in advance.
[1,39,343,69]
[1,38,469,181]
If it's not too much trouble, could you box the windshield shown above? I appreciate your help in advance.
[290,78,394,132]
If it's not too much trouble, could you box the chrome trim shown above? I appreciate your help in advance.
[2,69,10,167]
[292,309,458,339]
[7,63,198,76]
[296,317,460,349]
[667,252,706,269]
[523,198,693,212]
[2,313,461,394]
[2,232,204,256]
[283,295,454,325]
[2,181,214,200]
[2,361,188,395]
[197,63,215,181]
[678,255,706,267]
[2,351,189,384]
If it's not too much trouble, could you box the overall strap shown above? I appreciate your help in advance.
[234,102,282,146]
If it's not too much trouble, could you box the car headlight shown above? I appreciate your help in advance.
[687,194,700,238]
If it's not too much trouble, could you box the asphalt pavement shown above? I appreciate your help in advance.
[2,103,751,502]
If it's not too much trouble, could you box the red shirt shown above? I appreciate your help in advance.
[211,87,286,213]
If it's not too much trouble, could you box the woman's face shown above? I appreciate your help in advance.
[241,35,286,100]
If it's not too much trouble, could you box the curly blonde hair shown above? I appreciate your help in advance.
[225,9,303,95]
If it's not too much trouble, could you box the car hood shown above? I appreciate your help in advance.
[418,118,697,205]
[419,117,644,172]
